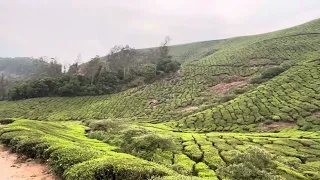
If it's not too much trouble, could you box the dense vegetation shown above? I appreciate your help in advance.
[1,119,320,180]
[0,57,61,100]
[7,38,181,100]
[0,18,320,180]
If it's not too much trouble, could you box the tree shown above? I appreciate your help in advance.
[47,58,63,77]
[217,146,283,180]
[67,63,79,75]
[0,74,8,100]
[107,45,139,79]
[156,60,180,73]
[83,56,101,85]
[158,36,171,62]
[34,57,62,77]
[141,64,157,81]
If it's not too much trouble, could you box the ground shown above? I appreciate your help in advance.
[0,145,57,180]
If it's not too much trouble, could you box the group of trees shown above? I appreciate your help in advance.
[7,37,181,100]
[0,57,64,100]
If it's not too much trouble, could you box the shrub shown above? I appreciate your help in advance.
[217,146,281,180]
[0,120,174,180]
[195,162,217,177]
[156,60,181,73]
[277,156,301,169]
[260,66,285,79]
[88,119,127,133]
[201,145,226,170]
[280,61,294,70]
[0,119,14,124]
[64,153,175,180]
[184,144,203,162]
[219,94,237,103]
[124,133,176,160]
[250,76,267,84]
[87,131,108,141]
[172,154,195,175]
[50,147,104,176]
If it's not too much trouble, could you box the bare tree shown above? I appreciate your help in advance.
[159,36,172,62]
[76,53,82,64]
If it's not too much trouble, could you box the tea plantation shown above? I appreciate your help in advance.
[0,18,320,180]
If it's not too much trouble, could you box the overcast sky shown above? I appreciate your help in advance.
[0,0,319,65]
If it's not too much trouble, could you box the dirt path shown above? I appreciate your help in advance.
[0,145,58,180]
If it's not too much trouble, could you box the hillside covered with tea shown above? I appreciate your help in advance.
[0,18,320,180]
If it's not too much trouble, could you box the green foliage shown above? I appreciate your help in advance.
[141,64,157,81]
[0,119,174,179]
[172,154,195,175]
[195,162,217,178]
[260,66,286,79]
[156,60,181,74]
[1,18,320,180]
[64,154,174,180]
[123,133,176,160]
[87,131,108,141]
[201,145,226,170]
[88,119,127,133]
[217,146,281,180]
[8,72,120,100]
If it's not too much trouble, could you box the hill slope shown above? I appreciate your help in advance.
[1,19,319,128]
[0,18,320,180]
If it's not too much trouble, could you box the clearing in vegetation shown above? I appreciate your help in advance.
[0,18,320,180]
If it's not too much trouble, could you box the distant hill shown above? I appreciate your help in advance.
[0,57,47,77]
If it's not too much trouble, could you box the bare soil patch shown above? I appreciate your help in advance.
[0,145,58,180]
[313,111,320,117]
[258,122,296,132]
[210,78,248,94]
[177,106,198,112]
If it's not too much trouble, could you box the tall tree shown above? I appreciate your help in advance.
[84,56,101,85]
[0,74,8,100]
[107,45,139,79]
[34,57,62,77]
[159,36,171,62]
[67,63,79,75]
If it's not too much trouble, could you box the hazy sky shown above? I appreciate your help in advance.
[1,0,319,65]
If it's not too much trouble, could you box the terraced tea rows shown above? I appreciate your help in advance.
[1,119,319,179]
[0,18,320,180]
[1,19,319,125]
[172,51,320,132]
[0,119,176,180]
[116,123,320,179]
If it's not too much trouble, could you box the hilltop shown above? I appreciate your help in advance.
[0,18,320,180]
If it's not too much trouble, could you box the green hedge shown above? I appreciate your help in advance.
[0,119,175,179]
